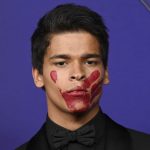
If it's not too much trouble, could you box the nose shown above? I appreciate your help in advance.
[69,62,86,81]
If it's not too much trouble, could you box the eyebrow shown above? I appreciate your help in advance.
[48,53,101,60]
[81,54,101,59]
[49,54,71,60]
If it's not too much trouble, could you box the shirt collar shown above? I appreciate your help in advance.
[45,109,106,148]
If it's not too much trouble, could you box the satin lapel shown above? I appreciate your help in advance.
[104,115,132,150]
[27,124,51,150]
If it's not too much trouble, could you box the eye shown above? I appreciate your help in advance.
[84,61,98,66]
[53,61,67,67]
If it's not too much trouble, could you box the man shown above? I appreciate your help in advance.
[16,3,150,150]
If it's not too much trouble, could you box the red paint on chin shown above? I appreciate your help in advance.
[62,92,90,112]
[50,71,57,83]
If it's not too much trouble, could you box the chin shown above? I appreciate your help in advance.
[67,103,92,114]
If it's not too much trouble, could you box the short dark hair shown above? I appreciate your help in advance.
[31,3,109,74]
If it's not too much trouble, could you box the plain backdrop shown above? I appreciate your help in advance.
[0,0,150,149]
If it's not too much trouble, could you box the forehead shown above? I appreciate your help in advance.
[46,31,101,56]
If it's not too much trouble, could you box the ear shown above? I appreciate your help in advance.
[32,68,44,88]
[103,68,110,85]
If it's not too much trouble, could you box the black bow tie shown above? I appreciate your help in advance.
[52,125,95,149]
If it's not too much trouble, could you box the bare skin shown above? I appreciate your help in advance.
[32,31,109,131]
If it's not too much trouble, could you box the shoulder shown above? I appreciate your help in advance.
[104,114,150,150]
[15,123,47,150]
[127,128,150,149]
[16,143,28,150]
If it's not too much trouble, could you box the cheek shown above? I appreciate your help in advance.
[91,81,102,100]
[83,70,100,88]
[83,70,102,100]
[50,70,57,83]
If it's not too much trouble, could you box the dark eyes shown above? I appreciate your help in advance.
[53,60,99,68]
[53,61,67,67]
[84,61,98,65]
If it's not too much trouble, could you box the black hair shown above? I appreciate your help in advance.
[31,3,109,74]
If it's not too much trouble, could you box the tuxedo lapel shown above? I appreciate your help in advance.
[104,115,132,150]
[26,124,51,150]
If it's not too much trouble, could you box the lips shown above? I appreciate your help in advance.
[67,90,88,96]
[65,87,88,96]
[61,86,91,112]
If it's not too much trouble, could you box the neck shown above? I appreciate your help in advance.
[47,104,100,131]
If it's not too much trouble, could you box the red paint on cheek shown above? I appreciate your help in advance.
[83,70,100,88]
[50,71,57,83]
[91,82,99,93]
[91,81,102,100]
[59,70,101,112]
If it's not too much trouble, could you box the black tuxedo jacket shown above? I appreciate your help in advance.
[16,115,150,150]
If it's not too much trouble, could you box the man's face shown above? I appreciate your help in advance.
[33,31,109,113]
